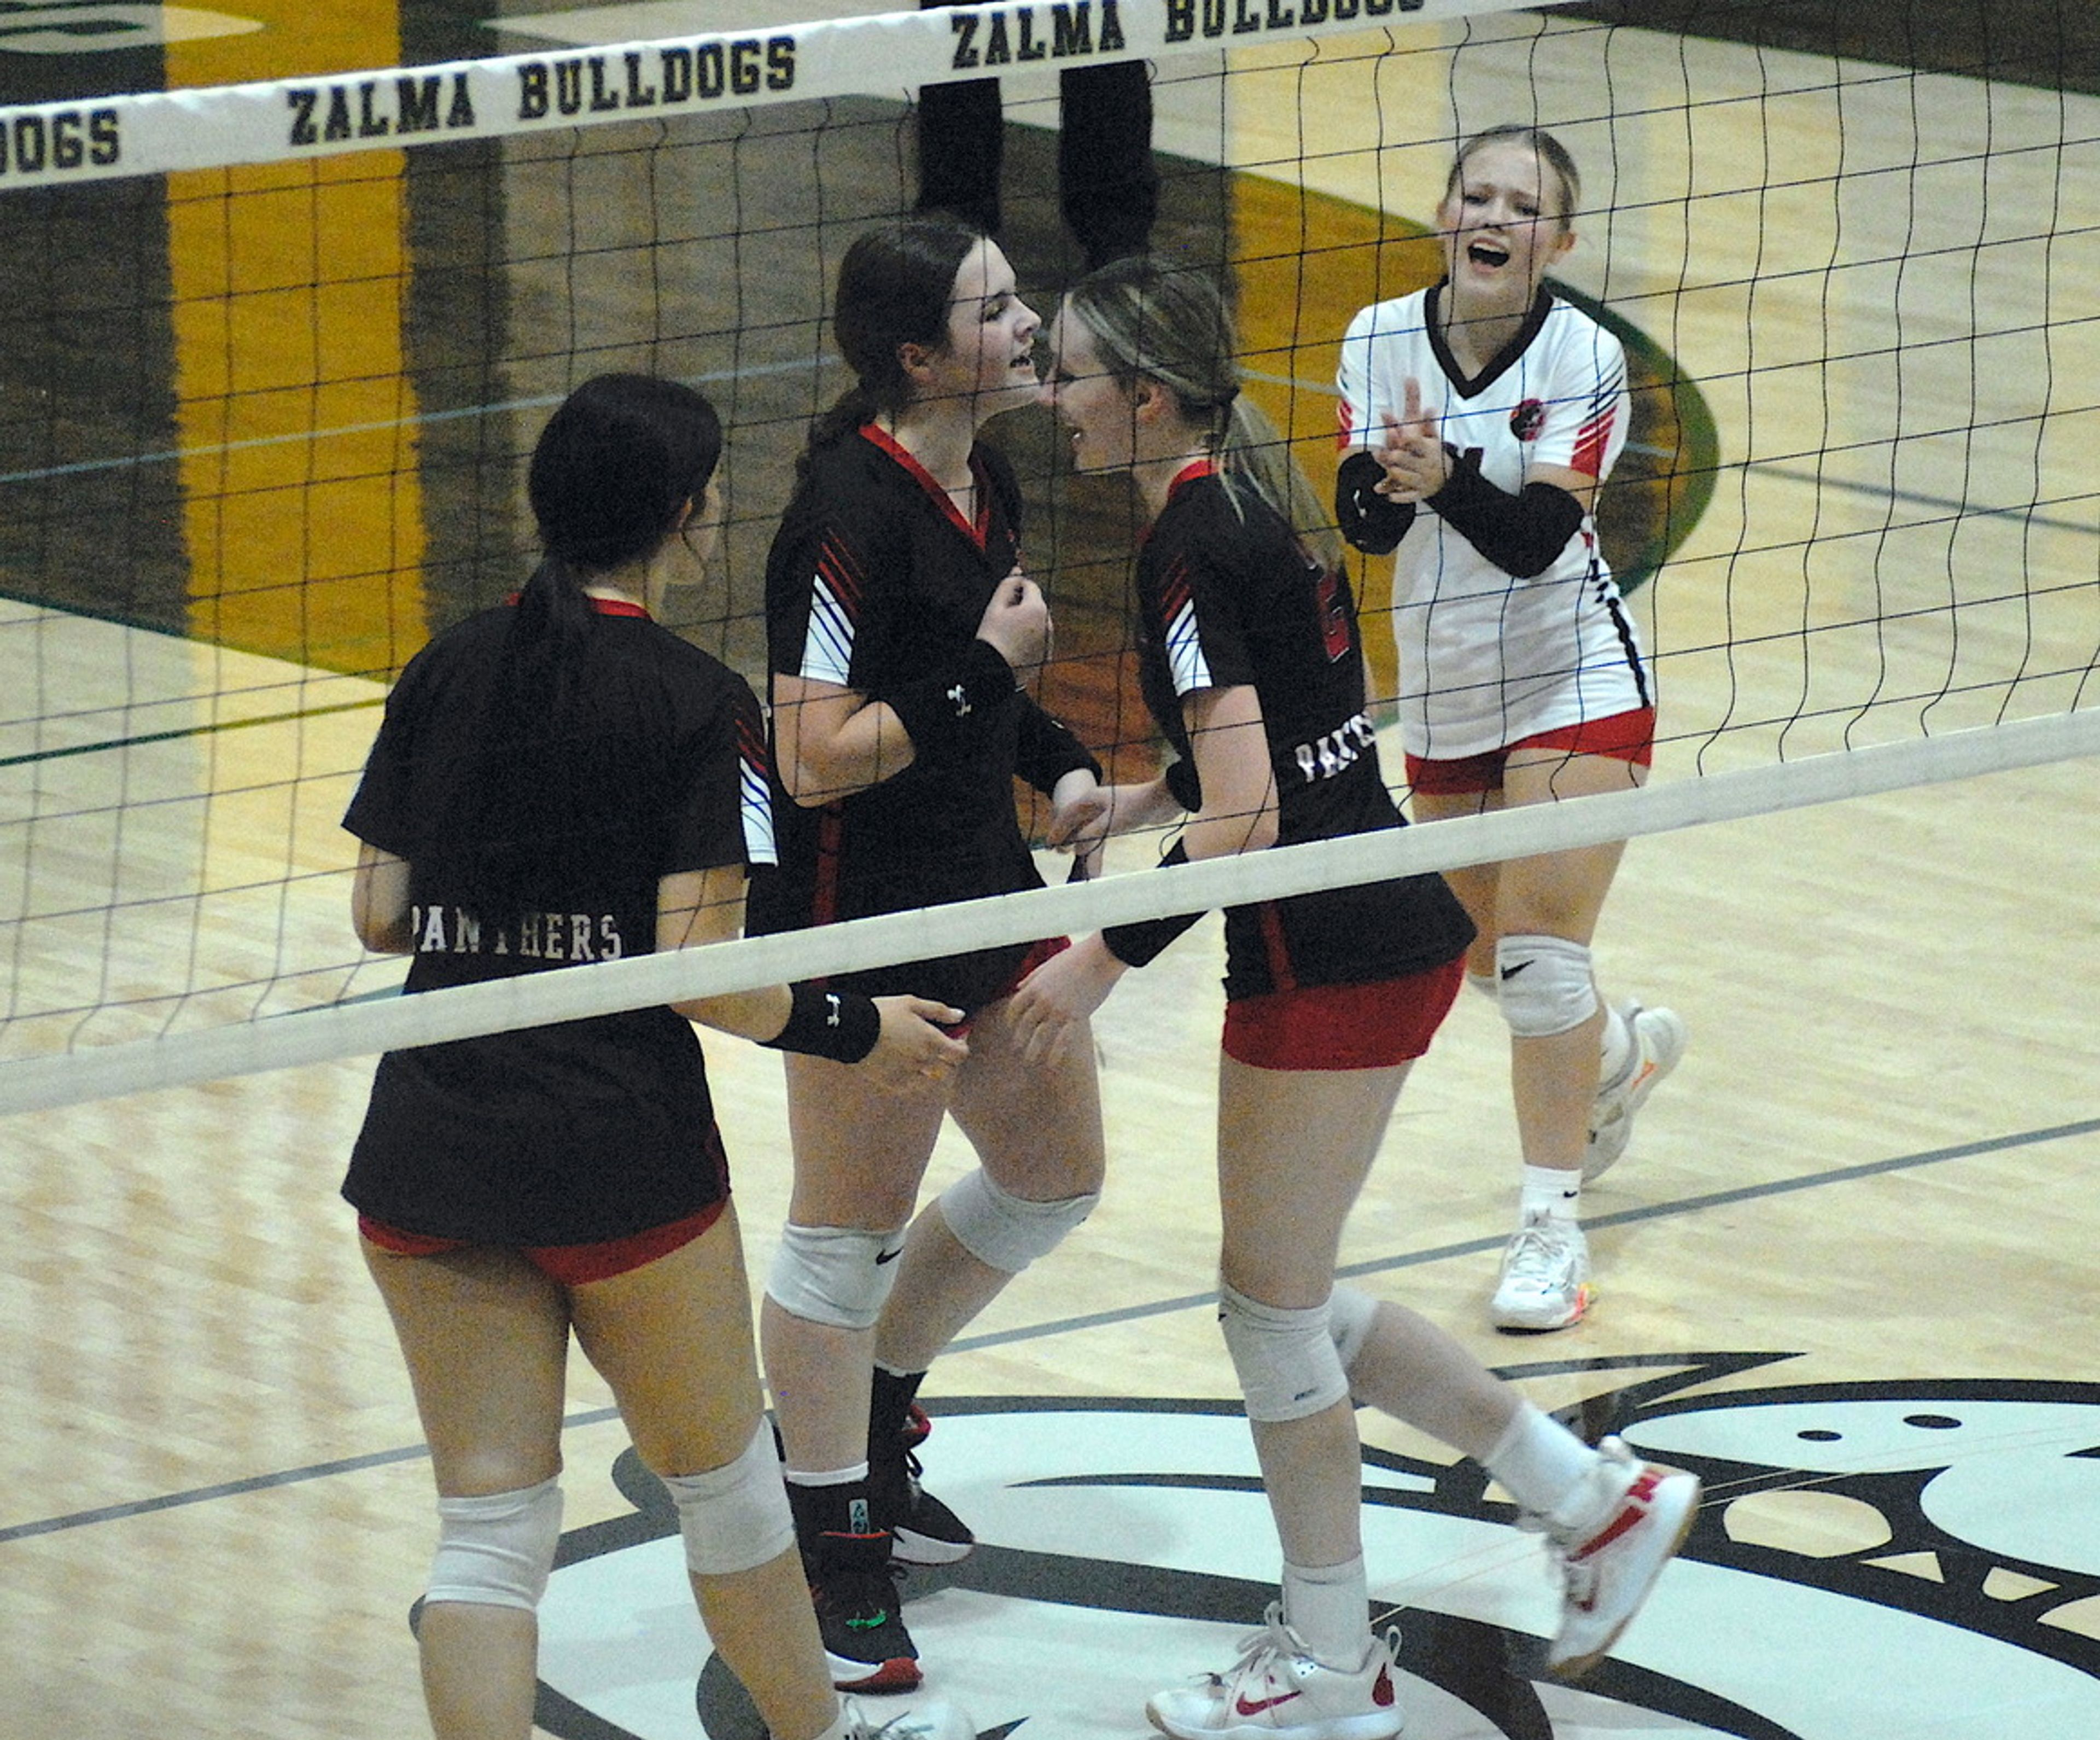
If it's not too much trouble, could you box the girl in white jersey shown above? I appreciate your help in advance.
[1335,127,1688,1332]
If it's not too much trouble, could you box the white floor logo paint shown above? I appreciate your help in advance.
[532,1352,2100,1739]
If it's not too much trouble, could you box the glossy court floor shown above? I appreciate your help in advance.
[1,4,2096,1738]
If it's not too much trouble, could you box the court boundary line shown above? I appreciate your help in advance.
[3,1111,2091,1547]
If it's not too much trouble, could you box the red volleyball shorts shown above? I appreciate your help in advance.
[1406,706,1655,796]
[1222,954,1466,1072]
[357,1201,727,1286]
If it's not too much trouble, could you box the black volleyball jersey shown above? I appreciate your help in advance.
[340,597,769,1244]
[1135,463,1474,999]
[750,424,1097,1009]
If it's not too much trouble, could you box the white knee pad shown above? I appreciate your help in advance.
[765,1223,905,1330]
[426,1476,563,1613]
[1326,1284,1381,1378]
[660,1421,797,1577]
[1217,1282,1351,1423]
[939,1168,1099,1275]
[1494,934,1599,1037]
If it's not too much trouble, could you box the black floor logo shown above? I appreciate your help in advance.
[531,1352,2100,1739]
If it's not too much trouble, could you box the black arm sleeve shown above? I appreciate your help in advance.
[1427,449,1586,579]
[1013,696,1104,795]
[1101,840,1203,969]
[1334,450,1418,556]
[885,639,1017,761]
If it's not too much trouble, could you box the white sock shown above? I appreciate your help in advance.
[781,1460,869,1486]
[1519,1165,1580,1222]
[1483,1403,1598,1518]
[1598,1002,1634,1086]
[1281,1555,1373,1668]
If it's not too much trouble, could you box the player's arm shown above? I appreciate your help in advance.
[656,864,966,1080]
[769,673,919,805]
[1180,684,1279,860]
[351,842,414,954]
[772,574,1047,806]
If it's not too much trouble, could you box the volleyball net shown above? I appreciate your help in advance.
[1,0,2095,1114]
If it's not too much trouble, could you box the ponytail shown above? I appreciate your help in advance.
[435,374,722,918]
[1217,396,1344,577]
[792,217,982,494]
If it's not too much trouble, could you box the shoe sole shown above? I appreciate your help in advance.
[829,1651,923,1694]
[892,1524,976,1566]
[1546,1468,1701,1681]
[1145,1700,1407,1740]
[1491,1280,1594,1334]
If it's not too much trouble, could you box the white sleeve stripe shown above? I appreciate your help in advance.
[740,758,778,866]
[1165,597,1211,695]
[798,577,854,686]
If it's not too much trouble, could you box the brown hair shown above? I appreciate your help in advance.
[1445,124,1582,226]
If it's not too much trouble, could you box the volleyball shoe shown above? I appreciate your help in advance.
[874,1405,976,1567]
[1145,1603,1405,1740]
[1585,1003,1688,1182]
[1535,1436,1702,1678]
[835,1696,978,1739]
[806,1528,921,1694]
[1490,1211,1591,1331]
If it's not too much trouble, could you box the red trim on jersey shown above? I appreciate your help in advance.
[1256,901,1297,993]
[1570,404,1616,479]
[1139,461,1223,552]
[1166,458,1221,498]
[502,592,652,619]
[358,1200,729,1285]
[811,804,845,927]
[815,529,868,618]
[1222,956,1463,1071]
[859,421,991,550]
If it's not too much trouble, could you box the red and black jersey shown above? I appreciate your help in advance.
[340,598,768,1245]
[750,424,1097,1011]
[1135,464,1474,1000]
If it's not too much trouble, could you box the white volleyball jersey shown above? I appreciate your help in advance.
[1337,282,1649,761]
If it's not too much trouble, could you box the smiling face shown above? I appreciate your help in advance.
[913,237,1042,420]
[1040,305,1143,475]
[1438,135,1577,310]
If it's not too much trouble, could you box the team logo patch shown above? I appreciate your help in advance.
[1510,398,1548,441]
[529,1353,2100,1738]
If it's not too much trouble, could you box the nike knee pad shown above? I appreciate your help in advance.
[765,1223,905,1330]
[939,1168,1099,1275]
[660,1421,797,1576]
[426,1476,563,1613]
[1495,934,1598,1038]
[1218,1282,1350,1423]
[1326,1284,1381,1378]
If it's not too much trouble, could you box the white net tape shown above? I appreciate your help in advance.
[4,706,2092,1116]
[0,0,1536,187]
